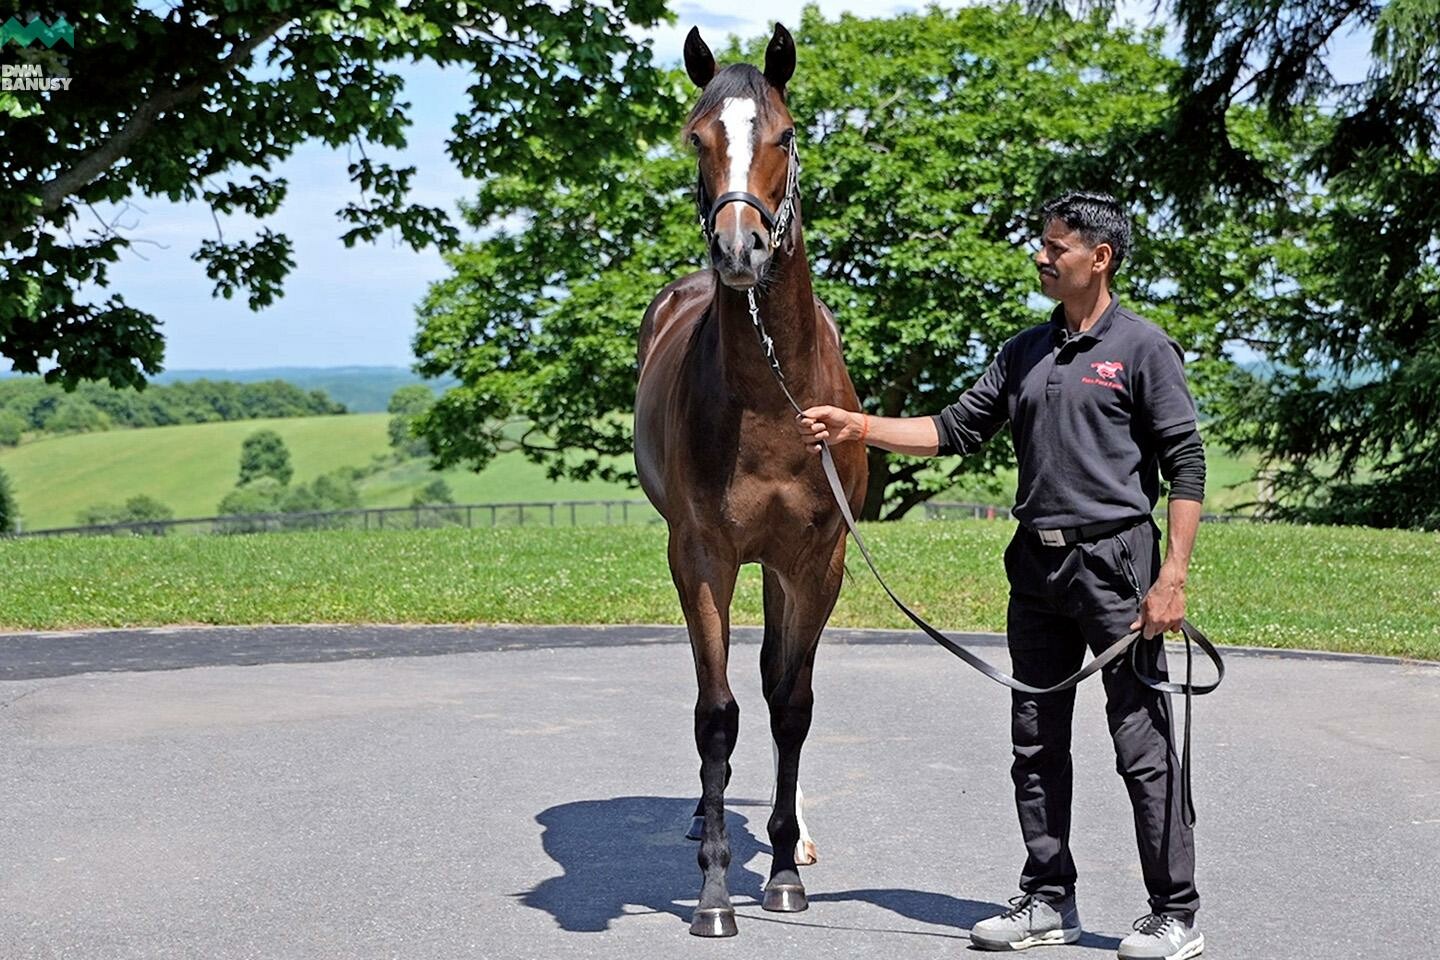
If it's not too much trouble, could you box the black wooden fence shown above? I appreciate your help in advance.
[7,499,1247,539]
[8,499,662,538]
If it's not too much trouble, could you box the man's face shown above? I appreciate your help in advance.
[1034,219,1110,300]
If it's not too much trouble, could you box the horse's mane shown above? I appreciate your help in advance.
[682,64,782,140]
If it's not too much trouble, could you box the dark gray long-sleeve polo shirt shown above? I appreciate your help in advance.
[932,298,1204,529]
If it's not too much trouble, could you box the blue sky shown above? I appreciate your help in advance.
[65,1,1374,372]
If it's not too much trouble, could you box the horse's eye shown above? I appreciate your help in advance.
[689,132,702,148]
[780,129,796,146]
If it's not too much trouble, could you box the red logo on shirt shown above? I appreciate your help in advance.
[1083,360,1125,391]
[1090,360,1124,380]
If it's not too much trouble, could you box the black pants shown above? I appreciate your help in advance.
[1003,520,1199,919]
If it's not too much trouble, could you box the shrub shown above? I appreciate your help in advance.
[0,467,17,534]
[0,410,24,446]
[238,430,293,486]
[76,495,175,534]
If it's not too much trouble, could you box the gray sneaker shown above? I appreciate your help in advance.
[970,892,1082,951]
[1117,913,1204,959]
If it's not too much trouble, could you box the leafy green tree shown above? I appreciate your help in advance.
[0,0,670,389]
[413,5,1298,518]
[0,409,24,446]
[386,384,434,457]
[44,396,110,434]
[238,429,293,486]
[1042,0,1440,528]
[0,375,344,432]
[0,466,16,533]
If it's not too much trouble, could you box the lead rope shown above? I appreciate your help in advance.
[743,287,1223,824]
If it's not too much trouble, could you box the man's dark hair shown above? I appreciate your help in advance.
[1039,192,1131,275]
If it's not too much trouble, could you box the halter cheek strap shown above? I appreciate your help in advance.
[697,136,800,253]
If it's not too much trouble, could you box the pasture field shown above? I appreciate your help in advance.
[1,519,1434,660]
[1,412,1262,531]
[0,414,635,530]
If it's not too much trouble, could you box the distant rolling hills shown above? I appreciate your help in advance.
[150,366,457,413]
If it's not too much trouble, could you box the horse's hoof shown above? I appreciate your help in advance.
[762,883,808,913]
[689,907,738,937]
[795,839,818,866]
[686,816,704,841]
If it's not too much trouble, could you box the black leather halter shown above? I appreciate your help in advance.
[695,134,799,250]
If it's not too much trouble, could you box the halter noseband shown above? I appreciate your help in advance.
[697,134,800,252]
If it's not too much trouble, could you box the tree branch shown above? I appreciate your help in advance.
[1,17,292,247]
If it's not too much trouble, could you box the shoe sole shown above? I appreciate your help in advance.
[971,927,1082,951]
[1117,932,1204,960]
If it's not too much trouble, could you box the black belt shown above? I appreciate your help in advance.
[1024,516,1148,547]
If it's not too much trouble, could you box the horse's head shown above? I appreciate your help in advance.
[683,23,798,290]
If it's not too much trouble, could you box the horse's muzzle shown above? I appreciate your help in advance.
[711,228,771,289]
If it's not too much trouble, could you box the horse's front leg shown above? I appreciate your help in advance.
[770,743,817,865]
[669,534,741,937]
[759,535,846,913]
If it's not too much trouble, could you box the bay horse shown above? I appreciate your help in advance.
[633,23,868,938]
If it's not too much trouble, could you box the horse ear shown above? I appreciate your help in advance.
[763,23,796,92]
[684,27,716,88]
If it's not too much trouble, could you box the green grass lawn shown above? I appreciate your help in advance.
[2,519,1434,660]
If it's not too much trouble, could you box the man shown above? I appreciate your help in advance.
[800,192,1207,960]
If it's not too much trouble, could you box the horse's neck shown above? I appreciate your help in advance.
[712,232,818,400]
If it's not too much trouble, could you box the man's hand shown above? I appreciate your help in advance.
[1131,565,1187,639]
[797,407,942,456]
[798,405,863,449]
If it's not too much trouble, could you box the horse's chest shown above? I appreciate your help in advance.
[700,415,829,526]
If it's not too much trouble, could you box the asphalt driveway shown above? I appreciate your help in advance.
[0,624,1435,959]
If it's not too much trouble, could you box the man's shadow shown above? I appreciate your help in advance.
[516,795,1119,949]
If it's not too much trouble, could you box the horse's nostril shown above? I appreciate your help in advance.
[710,234,723,260]
[750,231,765,253]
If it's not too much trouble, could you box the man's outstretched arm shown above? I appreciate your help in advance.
[797,407,941,456]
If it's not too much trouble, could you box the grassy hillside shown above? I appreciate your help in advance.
[0,414,639,531]
[0,415,392,529]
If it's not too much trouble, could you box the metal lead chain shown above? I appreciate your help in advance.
[746,287,806,415]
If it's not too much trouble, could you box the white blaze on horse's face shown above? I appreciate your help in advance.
[719,96,756,197]
[712,95,770,286]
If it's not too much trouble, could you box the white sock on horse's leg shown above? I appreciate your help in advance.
[795,782,817,865]
[772,743,818,866]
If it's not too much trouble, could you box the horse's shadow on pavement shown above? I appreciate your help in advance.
[516,794,1116,949]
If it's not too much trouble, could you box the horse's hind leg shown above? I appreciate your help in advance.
[670,535,741,937]
[760,542,844,913]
